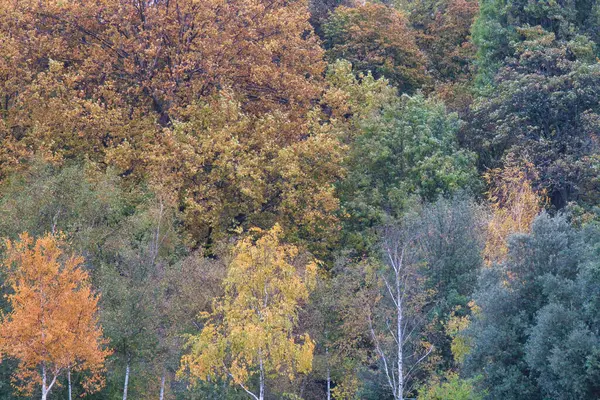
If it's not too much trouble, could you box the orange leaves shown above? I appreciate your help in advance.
[0,233,111,396]
[0,0,338,255]
[325,3,428,92]
[0,0,324,122]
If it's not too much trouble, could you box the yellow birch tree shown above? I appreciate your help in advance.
[179,224,316,400]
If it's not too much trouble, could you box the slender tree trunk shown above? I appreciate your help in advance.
[40,365,57,400]
[259,352,265,400]
[123,359,130,400]
[159,373,166,400]
[41,365,47,400]
[396,269,403,400]
[326,346,331,400]
[68,368,72,400]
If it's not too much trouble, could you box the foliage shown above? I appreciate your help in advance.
[180,224,317,399]
[339,92,478,251]
[0,233,110,397]
[465,214,600,399]
[408,0,478,83]
[323,3,429,92]
[483,159,546,265]
[142,94,345,256]
[465,31,600,209]
[0,0,600,397]
[417,373,483,400]
[0,0,324,126]
[471,0,600,85]
[0,0,338,256]
[0,160,135,246]
[322,59,398,141]
[413,196,485,371]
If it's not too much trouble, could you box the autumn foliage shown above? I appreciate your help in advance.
[0,233,110,398]
[324,3,428,92]
[0,0,326,175]
[180,224,316,399]
[0,0,600,398]
[483,160,546,265]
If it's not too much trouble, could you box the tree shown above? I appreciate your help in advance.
[179,224,317,400]
[144,94,345,256]
[413,196,485,372]
[323,3,429,92]
[471,0,600,85]
[97,196,182,400]
[465,30,600,209]
[338,92,478,251]
[0,0,325,127]
[0,233,110,400]
[367,222,434,400]
[483,159,546,265]
[407,0,478,84]
[0,160,131,245]
[417,373,483,400]
[405,0,478,114]
[464,213,600,399]
[0,0,341,257]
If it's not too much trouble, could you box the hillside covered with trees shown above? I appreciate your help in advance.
[0,0,599,399]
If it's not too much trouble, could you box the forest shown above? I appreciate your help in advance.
[0,0,599,399]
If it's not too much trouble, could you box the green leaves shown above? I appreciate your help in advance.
[465,214,600,399]
[339,93,478,251]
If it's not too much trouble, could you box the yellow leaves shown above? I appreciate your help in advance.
[295,334,315,374]
[445,306,472,365]
[0,232,110,396]
[180,224,316,392]
[483,158,546,265]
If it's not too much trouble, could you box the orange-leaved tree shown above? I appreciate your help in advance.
[0,233,111,400]
[0,0,325,167]
[179,224,317,400]
[323,3,428,92]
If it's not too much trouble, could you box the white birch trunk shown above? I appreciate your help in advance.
[41,366,48,400]
[396,268,404,400]
[123,360,130,400]
[258,352,265,400]
[159,373,166,400]
[326,346,331,400]
[41,365,58,400]
[68,368,72,400]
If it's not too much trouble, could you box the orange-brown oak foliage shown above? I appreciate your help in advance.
[0,233,111,399]
[483,160,546,265]
[0,0,342,254]
[414,0,478,83]
[325,3,428,92]
[0,0,325,168]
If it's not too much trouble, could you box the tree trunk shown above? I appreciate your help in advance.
[41,365,47,400]
[259,352,265,400]
[68,368,72,400]
[123,360,130,400]
[40,365,57,400]
[326,346,331,400]
[396,269,404,400]
[159,373,166,400]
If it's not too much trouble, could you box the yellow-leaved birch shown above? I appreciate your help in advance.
[179,224,316,400]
